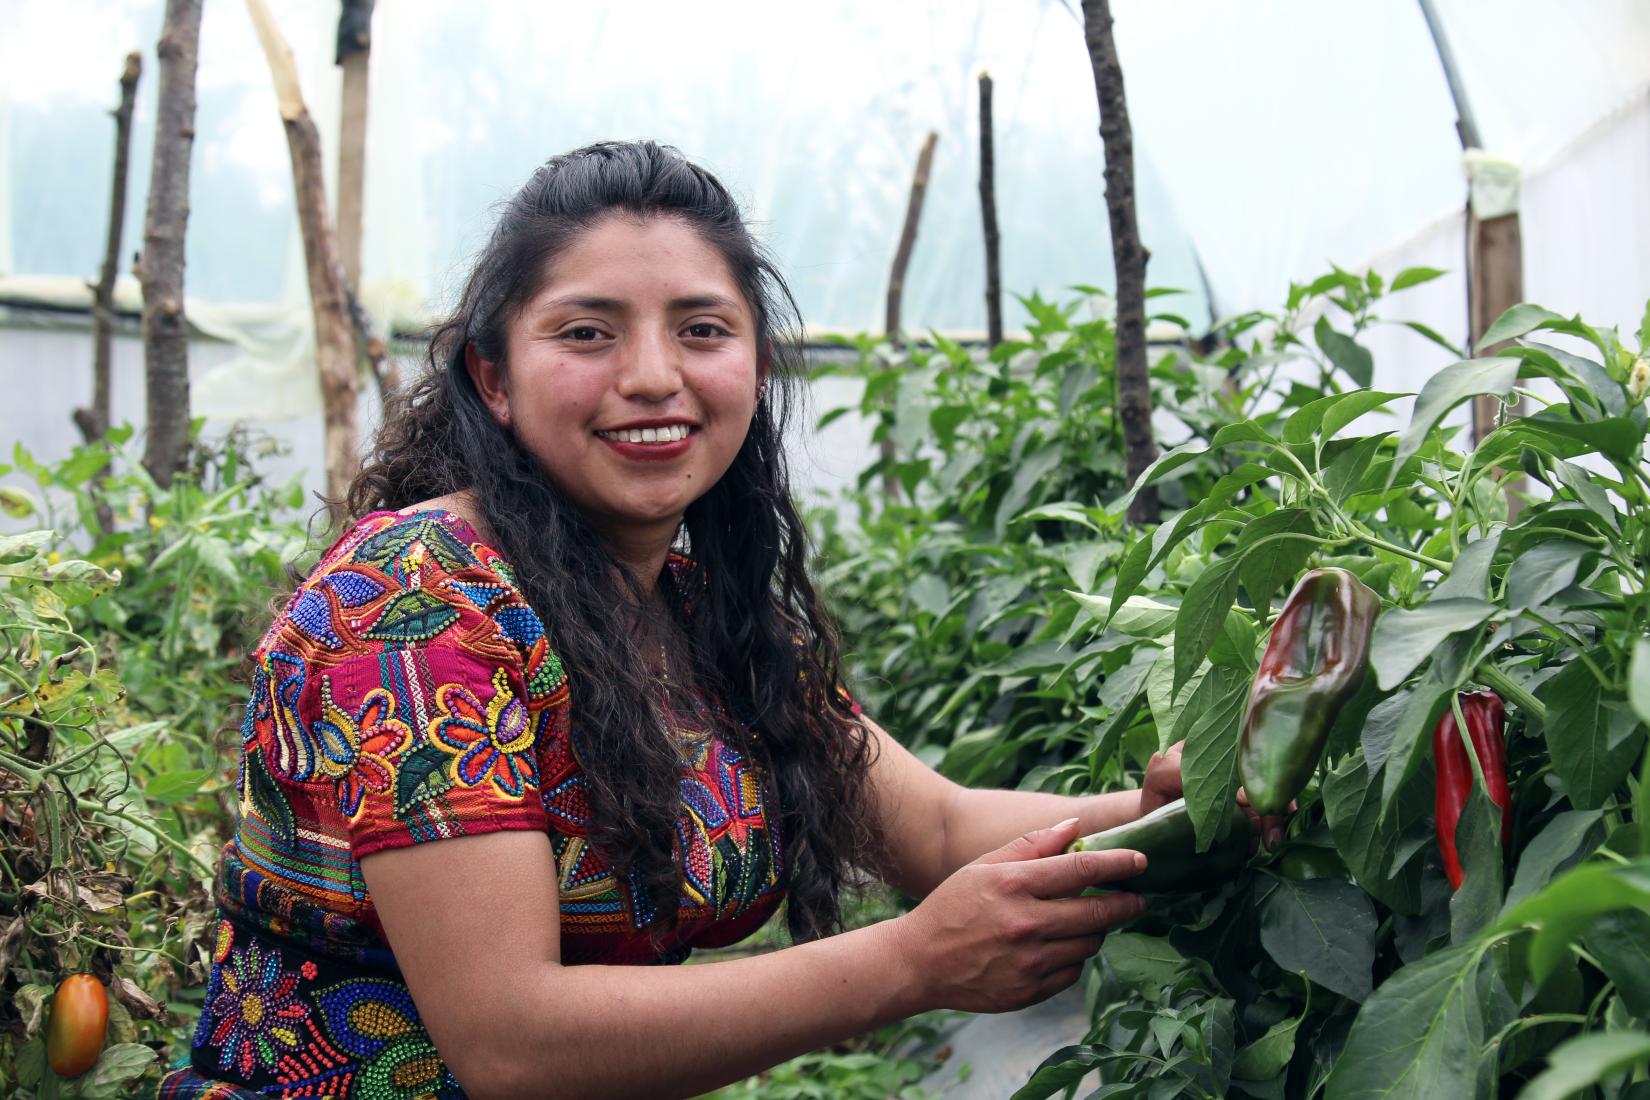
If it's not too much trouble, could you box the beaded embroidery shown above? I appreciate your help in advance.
[165,509,796,1097]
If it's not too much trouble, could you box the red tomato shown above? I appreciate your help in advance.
[46,974,108,1078]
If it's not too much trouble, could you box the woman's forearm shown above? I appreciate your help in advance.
[461,917,929,1100]
[937,786,1144,881]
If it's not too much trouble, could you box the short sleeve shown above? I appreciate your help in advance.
[292,642,555,859]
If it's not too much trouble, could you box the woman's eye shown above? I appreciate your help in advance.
[564,326,604,342]
[685,323,726,339]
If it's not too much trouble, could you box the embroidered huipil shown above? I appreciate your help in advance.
[159,510,791,1099]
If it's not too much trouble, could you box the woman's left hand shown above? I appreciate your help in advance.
[1138,741,1185,816]
[1139,740,1288,850]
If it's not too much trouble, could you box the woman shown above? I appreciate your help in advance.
[159,141,1243,1100]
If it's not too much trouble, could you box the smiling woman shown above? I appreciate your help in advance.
[156,141,1184,1100]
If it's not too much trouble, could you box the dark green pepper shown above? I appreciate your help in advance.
[1070,797,1251,894]
[1239,567,1379,816]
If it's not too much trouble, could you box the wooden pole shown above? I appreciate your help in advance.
[881,130,939,501]
[1082,0,1158,527]
[333,0,399,406]
[978,72,1003,350]
[1467,211,1524,440]
[334,0,373,289]
[247,0,360,522]
[79,51,142,448]
[138,0,203,488]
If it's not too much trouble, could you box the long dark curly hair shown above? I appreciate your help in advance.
[345,141,881,946]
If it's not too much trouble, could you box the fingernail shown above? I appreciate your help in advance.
[1133,853,1147,872]
[1133,897,1148,918]
[1055,817,1079,832]
[1267,827,1283,849]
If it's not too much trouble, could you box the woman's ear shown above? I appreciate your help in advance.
[757,339,772,388]
[465,341,512,428]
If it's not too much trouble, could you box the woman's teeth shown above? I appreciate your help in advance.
[596,424,692,444]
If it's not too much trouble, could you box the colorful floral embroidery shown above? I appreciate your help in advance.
[176,511,797,1096]
[206,938,311,1079]
[431,666,540,798]
[312,679,412,820]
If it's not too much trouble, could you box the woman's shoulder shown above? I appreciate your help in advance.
[261,505,543,666]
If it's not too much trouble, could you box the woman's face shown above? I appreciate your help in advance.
[470,214,761,553]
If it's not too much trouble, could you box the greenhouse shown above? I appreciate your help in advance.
[3,0,1649,1096]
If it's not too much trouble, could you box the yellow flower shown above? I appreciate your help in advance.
[149,515,164,530]
[46,551,61,565]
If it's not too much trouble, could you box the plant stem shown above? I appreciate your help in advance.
[1476,664,1547,723]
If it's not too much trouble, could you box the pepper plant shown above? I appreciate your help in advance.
[1013,286,1650,1098]
[812,267,1650,1097]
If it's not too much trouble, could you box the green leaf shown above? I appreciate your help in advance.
[1504,541,1590,613]
[77,1043,158,1095]
[1449,784,1506,943]
[1393,357,1520,476]
[1147,643,1207,745]
[1542,662,1645,810]
[145,768,210,805]
[1236,508,1319,619]
[1504,810,1606,910]
[1629,637,1650,728]
[1390,266,1447,292]
[1011,1046,1112,1100]
[1583,910,1650,1017]
[1315,318,1374,388]
[1176,665,1249,851]
[1076,592,1175,638]
[1431,533,1502,602]
[1323,749,1429,914]
[1260,877,1377,1002]
[1011,502,1105,534]
[994,443,1066,540]
[1369,599,1496,691]
[194,533,238,583]
[1476,303,1565,351]
[1401,320,1465,358]
[1379,664,1455,812]
[1323,434,1389,504]
[1231,992,1308,1082]
[1102,931,1189,993]
[1322,943,1485,1100]
[1494,861,1650,988]
[1174,556,1244,693]
[1520,1032,1650,1100]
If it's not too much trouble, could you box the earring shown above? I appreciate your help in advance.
[756,381,768,403]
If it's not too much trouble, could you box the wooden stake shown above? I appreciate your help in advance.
[79,51,142,449]
[1082,0,1158,526]
[333,0,398,406]
[138,0,203,489]
[336,21,370,290]
[1467,211,1524,440]
[978,72,1003,350]
[247,0,360,523]
[881,130,939,501]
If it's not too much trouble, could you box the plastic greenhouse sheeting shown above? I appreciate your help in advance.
[3,0,1649,494]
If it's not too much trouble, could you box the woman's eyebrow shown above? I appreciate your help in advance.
[535,294,745,313]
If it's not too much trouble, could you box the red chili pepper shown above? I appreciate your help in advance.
[1432,690,1510,890]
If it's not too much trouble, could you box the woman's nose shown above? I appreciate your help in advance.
[616,328,684,399]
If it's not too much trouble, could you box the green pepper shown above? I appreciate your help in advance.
[1070,797,1251,894]
[1239,567,1379,816]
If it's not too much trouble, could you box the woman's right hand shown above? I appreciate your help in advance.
[893,818,1146,1014]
